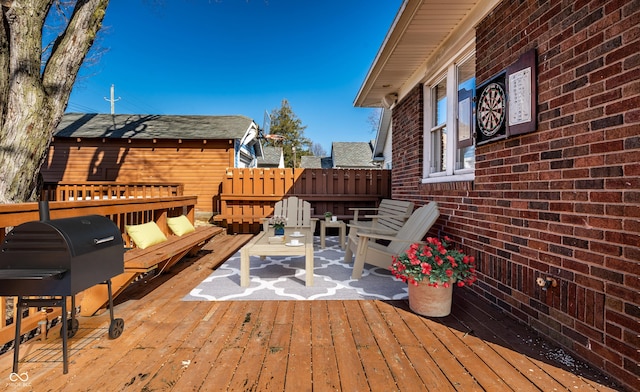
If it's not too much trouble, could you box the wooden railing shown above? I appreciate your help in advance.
[215,168,391,233]
[42,182,184,202]
[0,196,197,348]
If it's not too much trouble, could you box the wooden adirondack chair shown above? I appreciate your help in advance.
[346,200,415,251]
[262,196,317,233]
[344,202,440,279]
[348,199,415,234]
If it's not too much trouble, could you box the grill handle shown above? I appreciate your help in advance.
[94,236,115,245]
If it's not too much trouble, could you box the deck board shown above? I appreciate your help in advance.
[0,233,622,392]
[345,302,397,391]
[310,301,341,392]
[360,301,427,391]
[283,302,311,391]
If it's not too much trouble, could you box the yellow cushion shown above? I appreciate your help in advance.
[126,221,167,249]
[167,215,196,236]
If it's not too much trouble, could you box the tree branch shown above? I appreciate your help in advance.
[42,0,108,114]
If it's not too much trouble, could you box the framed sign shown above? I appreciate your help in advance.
[506,48,537,136]
[475,72,507,145]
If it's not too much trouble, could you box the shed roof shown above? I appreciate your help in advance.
[55,113,256,140]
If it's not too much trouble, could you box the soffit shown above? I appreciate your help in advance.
[355,0,491,108]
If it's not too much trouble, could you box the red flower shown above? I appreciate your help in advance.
[388,237,477,288]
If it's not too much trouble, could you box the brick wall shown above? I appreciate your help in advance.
[391,0,639,389]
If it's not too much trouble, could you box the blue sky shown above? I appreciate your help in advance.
[67,0,402,154]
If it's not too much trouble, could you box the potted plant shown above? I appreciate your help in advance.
[390,236,476,317]
[324,211,333,222]
[269,215,287,236]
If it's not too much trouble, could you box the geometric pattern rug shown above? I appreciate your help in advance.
[182,236,409,301]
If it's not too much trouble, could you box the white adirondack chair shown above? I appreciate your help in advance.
[262,196,317,233]
[344,202,440,279]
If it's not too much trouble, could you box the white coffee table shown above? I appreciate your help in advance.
[240,228,314,287]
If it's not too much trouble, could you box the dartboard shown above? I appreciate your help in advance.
[477,82,506,137]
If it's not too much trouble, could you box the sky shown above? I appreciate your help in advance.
[66,0,403,154]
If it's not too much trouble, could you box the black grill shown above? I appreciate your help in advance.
[0,201,125,374]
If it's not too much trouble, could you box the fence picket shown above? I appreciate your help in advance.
[216,168,391,233]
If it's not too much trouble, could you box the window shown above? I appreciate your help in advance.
[423,53,475,182]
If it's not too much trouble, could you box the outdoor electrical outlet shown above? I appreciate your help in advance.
[536,277,558,291]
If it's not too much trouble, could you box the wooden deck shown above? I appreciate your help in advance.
[0,234,622,391]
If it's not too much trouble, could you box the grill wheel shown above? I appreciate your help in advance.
[109,318,125,339]
[60,318,80,338]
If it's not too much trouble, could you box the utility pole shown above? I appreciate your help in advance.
[104,84,121,114]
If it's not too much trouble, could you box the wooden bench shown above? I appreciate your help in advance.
[79,225,223,316]
[348,199,415,235]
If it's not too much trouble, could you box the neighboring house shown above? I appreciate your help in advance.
[371,109,392,169]
[300,156,332,169]
[257,146,284,168]
[356,0,639,390]
[300,142,378,169]
[41,113,262,215]
[331,142,377,169]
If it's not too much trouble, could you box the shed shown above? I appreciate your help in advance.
[41,113,261,216]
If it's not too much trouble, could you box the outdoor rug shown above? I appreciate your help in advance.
[183,236,409,301]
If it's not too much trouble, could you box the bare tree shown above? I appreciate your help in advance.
[311,142,326,157]
[0,0,109,203]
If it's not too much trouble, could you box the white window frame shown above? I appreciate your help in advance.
[422,50,476,184]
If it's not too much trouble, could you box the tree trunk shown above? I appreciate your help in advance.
[0,0,109,203]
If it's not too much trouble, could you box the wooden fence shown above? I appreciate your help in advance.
[0,196,197,348]
[215,168,391,233]
[42,182,184,202]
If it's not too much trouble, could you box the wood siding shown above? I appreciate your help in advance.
[41,138,234,215]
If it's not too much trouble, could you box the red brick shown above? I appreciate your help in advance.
[606,96,640,115]
[589,62,623,82]
[393,0,640,387]
[589,89,622,106]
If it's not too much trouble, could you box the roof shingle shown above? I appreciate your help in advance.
[55,113,255,140]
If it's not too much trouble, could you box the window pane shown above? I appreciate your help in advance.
[430,78,447,173]
[456,56,475,170]
[431,125,446,172]
[456,145,473,170]
[434,79,447,126]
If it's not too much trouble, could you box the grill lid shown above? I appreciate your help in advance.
[1,215,123,258]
